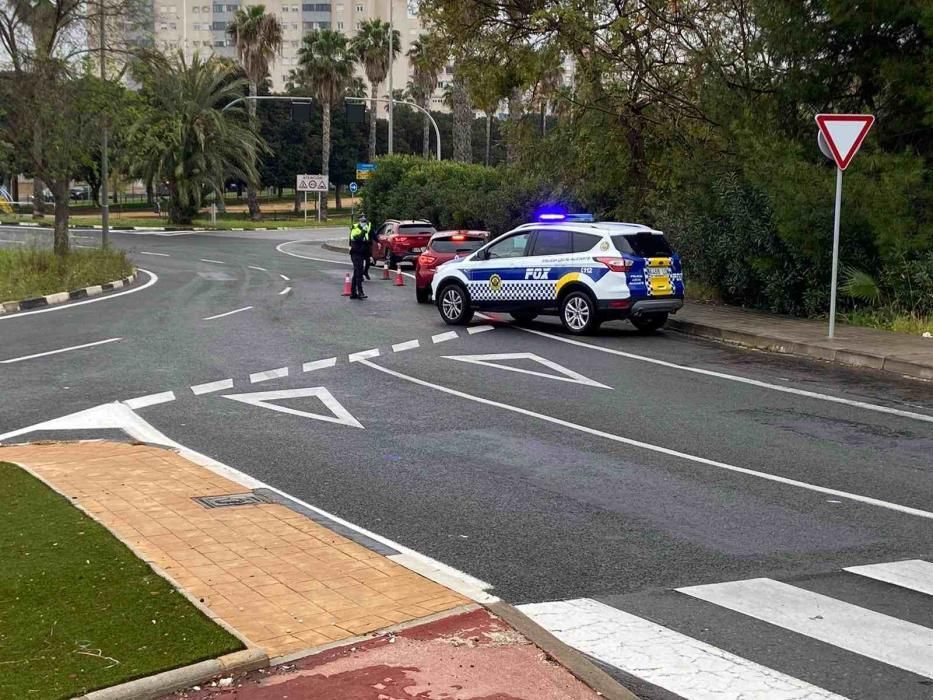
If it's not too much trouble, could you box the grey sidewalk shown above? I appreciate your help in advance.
[668,303,933,381]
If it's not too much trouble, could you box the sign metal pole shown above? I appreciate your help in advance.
[828,167,843,339]
[317,191,321,222]
[304,191,307,222]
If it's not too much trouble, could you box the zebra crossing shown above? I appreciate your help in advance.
[520,559,933,699]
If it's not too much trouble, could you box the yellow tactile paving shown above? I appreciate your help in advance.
[0,441,469,656]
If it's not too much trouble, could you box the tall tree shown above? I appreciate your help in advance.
[350,18,400,162]
[227,4,283,220]
[294,28,355,221]
[451,65,472,162]
[133,51,264,224]
[407,34,446,158]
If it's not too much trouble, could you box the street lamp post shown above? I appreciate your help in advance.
[387,0,394,155]
[99,0,109,248]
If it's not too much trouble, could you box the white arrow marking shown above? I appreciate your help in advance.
[443,352,611,389]
[221,387,363,429]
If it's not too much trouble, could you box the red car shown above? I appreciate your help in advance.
[415,230,490,303]
[371,219,437,269]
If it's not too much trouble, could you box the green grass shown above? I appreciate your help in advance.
[0,248,134,302]
[0,462,242,700]
[840,308,933,335]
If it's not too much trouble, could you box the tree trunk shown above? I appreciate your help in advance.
[246,81,262,220]
[485,113,492,165]
[51,179,69,256]
[368,82,378,162]
[33,177,46,217]
[541,102,546,136]
[506,87,523,165]
[335,184,342,210]
[321,101,331,221]
[293,188,300,215]
[146,179,154,206]
[11,174,18,203]
[452,70,472,162]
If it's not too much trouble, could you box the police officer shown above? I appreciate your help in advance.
[348,216,368,299]
[359,215,375,280]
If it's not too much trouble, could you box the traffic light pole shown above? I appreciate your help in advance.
[345,96,441,160]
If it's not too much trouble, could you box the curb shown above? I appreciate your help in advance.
[487,601,638,700]
[0,272,136,316]
[322,241,349,254]
[74,648,268,700]
[666,317,933,381]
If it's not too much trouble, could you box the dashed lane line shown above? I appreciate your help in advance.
[467,325,494,334]
[203,306,253,321]
[279,274,290,281]
[358,358,933,522]
[249,367,289,383]
[124,390,176,409]
[432,331,458,344]
[190,378,234,395]
[199,258,226,264]
[392,339,420,352]
[248,265,268,272]
[303,357,337,372]
[279,286,292,295]
[140,251,170,257]
[348,348,380,362]
[1,337,123,364]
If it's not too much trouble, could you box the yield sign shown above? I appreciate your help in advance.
[815,114,874,171]
[222,387,363,428]
[443,352,611,389]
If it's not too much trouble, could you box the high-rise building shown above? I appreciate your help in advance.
[151,0,439,101]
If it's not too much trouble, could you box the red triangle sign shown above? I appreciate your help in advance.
[815,114,874,171]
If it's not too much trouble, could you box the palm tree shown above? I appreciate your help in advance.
[407,34,445,159]
[451,64,472,162]
[294,29,355,221]
[133,51,264,224]
[227,5,283,220]
[350,18,400,162]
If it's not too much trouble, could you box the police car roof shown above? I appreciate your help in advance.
[514,221,663,235]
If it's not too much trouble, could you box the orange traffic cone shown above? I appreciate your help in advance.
[394,268,405,286]
[382,260,390,280]
[341,272,352,296]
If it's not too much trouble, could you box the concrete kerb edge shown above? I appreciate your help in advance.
[0,456,267,700]
[666,317,931,381]
[321,241,350,254]
[0,271,137,315]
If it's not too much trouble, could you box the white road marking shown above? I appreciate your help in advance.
[124,390,176,409]
[222,386,363,428]
[279,274,290,281]
[392,339,420,352]
[0,402,496,602]
[203,306,253,321]
[0,337,122,364]
[73,244,96,249]
[0,268,158,321]
[519,599,847,700]
[679,578,933,679]
[0,239,26,244]
[303,357,337,372]
[432,331,458,343]
[199,258,225,264]
[248,265,267,271]
[249,366,289,383]
[190,378,234,395]
[467,325,494,334]
[140,251,170,257]
[512,325,933,424]
[844,560,933,597]
[359,360,933,521]
[348,348,380,362]
[443,352,611,389]
[279,286,292,295]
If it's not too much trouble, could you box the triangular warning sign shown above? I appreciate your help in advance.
[815,114,874,171]
[442,352,611,389]
[222,387,363,428]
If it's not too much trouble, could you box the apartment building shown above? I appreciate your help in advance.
[151,0,447,100]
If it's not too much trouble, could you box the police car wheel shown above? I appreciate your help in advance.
[631,312,668,333]
[437,284,473,325]
[416,286,431,304]
[560,291,599,335]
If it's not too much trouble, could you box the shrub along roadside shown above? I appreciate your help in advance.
[0,248,134,302]
[0,462,242,700]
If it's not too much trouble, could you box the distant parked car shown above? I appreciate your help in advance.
[414,230,489,304]
[371,219,437,269]
[70,187,90,201]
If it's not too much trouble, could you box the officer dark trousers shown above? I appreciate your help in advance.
[350,251,366,298]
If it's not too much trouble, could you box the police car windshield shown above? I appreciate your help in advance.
[611,232,673,257]
[431,237,485,253]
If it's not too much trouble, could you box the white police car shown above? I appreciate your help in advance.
[431,212,684,334]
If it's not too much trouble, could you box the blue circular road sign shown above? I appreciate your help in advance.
[349,182,359,195]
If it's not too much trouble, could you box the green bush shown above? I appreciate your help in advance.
[0,247,134,301]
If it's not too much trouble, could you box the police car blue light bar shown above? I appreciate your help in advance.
[534,207,595,223]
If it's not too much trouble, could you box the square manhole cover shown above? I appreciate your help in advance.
[193,492,269,509]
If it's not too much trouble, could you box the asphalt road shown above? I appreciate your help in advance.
[2,227,932,699]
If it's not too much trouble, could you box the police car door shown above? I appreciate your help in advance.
[466,230,534,309]
[524,228,577,309]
